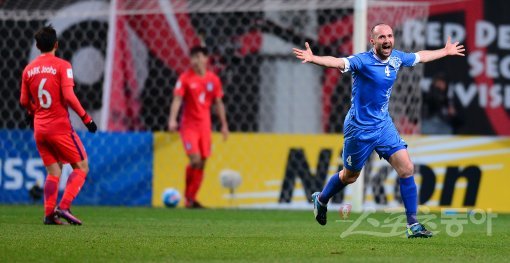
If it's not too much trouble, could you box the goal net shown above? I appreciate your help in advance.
[0,0,428,210]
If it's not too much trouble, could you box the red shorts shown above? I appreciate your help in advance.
[180,128,211,158]
[35,131,87,166]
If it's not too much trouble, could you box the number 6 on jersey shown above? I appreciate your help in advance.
[38,78,52,108]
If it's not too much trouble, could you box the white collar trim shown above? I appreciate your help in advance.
[371,48,390,63]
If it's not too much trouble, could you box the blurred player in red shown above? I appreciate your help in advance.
[19,26,97,225]
[168,46,229,208]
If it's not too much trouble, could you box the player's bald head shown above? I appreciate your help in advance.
[370,23,394,60]
[371,23,393,38]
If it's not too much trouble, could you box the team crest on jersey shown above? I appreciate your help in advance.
[207,82,213,92]
[388,56,402,71]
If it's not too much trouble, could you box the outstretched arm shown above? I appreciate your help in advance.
[417,36,465,63]
[293,42,346,70]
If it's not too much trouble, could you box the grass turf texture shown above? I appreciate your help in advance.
[1,206,509,262]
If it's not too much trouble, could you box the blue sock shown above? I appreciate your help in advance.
[319,173,346,204]
[399,176,418,225]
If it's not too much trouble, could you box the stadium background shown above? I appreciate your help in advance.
[1,0,509,213]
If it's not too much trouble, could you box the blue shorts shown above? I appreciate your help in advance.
[342,121,407,172]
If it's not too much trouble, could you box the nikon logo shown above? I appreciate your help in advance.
[279,148,482,207]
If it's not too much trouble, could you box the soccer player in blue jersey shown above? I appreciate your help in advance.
[293,23,465,238]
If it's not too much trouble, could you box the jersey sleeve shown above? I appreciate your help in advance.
[341,54,364,73]
[19,69,33,111]
[173,75,186,97]
[60,61,75,88]
[398,51,420,67]
[214,75,224,99]
[62,85,87,118]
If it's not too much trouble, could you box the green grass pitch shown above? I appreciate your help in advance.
[1,206,509,262]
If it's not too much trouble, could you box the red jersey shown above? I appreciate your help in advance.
[21,54,75,135]
[173,69,224,129]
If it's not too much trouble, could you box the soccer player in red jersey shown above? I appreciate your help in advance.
[168,46,229,208]
[19,26,97,225]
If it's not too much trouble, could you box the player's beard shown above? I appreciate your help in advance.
[375,43,392,60]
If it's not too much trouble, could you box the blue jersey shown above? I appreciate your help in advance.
[342,49,419,128]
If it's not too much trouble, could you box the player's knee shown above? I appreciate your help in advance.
[76,165,89,175]
[188,154,201,168]
[197,160,206,170]
[45,163,62,177]
[47,168,62,177]
[341,172,359,184]
[72,160,89,175]
[191,163,201,169]
[190,160,202,169]
[190,155,206,170]
[398,163,414,178]
[80,162,89,175]
[341,168,361,185]
[81,165,89,175]
[343,175,358,184]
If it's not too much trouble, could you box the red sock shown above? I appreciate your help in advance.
[59,169,86,210]
[185,165,193,203]
[44,174,60,216]
[189,168,204,202]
